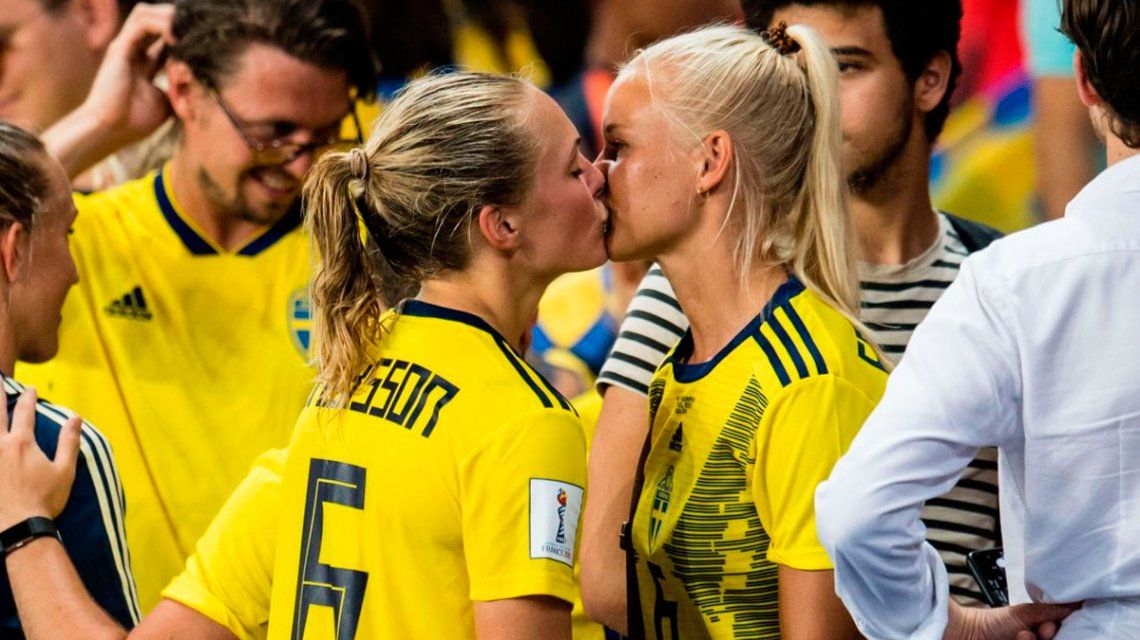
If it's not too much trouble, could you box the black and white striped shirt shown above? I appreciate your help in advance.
[0,377,140,634]
[597,213,999,605]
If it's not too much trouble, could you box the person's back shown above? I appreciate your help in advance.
[974,161,1140,626]
[269,302,585,638]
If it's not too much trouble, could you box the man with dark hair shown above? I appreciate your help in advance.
[818,0,1140,636]
[19,0,377,613]
[581,0,1003,629]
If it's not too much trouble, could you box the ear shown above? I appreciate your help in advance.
[1074,51,1102,109]
[73,0,122,52]
[914,50,953,115]
[165,59,201,123]
[695,130,734,196]
[475,205,522,252]
[0,223,30,284]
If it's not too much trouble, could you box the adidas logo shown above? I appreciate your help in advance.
[669,424,683,452]
[105,286,153,321]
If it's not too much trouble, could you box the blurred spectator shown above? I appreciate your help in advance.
[0,0,175,190]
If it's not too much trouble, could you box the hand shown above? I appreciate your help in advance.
[80,3,176,146]
[945,599,1081,640]
[0,389,81,532]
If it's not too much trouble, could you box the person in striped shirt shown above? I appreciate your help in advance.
[579,0,1005,624]
[0,122,139,638]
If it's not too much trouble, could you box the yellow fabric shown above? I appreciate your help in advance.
[532,266,619,398]
[162,449,286,640]
[452,20,550,87]
[18,167,314,611]
[631,280,886,638]
[266,302,586,639]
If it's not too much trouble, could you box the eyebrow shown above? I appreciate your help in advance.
[831,46,874,58]
[567,137,581,168]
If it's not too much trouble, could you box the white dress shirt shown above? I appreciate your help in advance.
[816,153,1140,639]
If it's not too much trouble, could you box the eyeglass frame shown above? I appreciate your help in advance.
[205,83,363,165]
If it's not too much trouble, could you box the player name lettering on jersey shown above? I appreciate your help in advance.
[314,357,460,438]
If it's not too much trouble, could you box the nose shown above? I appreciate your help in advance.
[284,152,315,178]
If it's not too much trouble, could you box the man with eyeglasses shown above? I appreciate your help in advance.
[18,0,377,614]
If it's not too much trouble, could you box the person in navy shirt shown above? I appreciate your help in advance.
[0,121,138,638]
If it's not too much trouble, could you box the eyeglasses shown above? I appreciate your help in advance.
[207,86,363,165]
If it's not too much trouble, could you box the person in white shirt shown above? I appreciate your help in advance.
[816,0,1140,637]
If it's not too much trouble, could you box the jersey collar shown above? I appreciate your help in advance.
[153,167,302,257]
[668,275,805,382]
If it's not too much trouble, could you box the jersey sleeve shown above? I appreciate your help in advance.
[595,266,688,396]
[161,448,286,640]
[752,375,878,570]
[459,409,587,604]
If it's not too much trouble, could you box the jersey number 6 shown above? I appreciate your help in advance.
[290,459,369,640]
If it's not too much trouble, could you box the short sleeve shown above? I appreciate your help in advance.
[753,376,878,570]
[596,266,688,396]
[460,410,587,604]
[161,448,286,640]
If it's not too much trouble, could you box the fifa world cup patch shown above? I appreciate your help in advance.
[529,478,583,567]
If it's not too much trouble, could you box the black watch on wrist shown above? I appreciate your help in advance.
[0,517,61,557]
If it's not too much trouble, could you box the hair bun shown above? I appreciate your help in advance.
[763,21,801,56]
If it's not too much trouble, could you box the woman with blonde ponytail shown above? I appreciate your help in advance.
[261,71,609,640]
[582,23,886,638]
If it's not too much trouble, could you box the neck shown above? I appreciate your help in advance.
[416,258,549,353]
[1106,135,1140,167]
[166,152,271,252]
[850,133,941,265]
[657,204,787,363]
[0,300,16,376]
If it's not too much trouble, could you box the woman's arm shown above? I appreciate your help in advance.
[778,567,860,640]
[475,596,572,640]
[578,385,646,633]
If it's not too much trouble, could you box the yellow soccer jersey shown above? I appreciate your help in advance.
[267,301,586,640]
[18,167,314,611]
[163,448,286,640]
[631,277,887,639]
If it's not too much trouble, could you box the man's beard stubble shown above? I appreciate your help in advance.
[847,98,915,196]
[197,166,296,225]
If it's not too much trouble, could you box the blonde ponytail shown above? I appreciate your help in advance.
[304,151,387,406]
[783,24,862,326]
[304,71,539,405]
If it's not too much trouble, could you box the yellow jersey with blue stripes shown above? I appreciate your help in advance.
[17,166,314,612]
[266,300,586,640]
[631,277,887,639]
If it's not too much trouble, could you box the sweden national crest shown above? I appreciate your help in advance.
[288,287,312,359]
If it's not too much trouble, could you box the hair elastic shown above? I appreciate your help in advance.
[349,147,371,182]
[763,21,801,56]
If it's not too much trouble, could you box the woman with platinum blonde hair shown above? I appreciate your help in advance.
[581,23,886,638]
